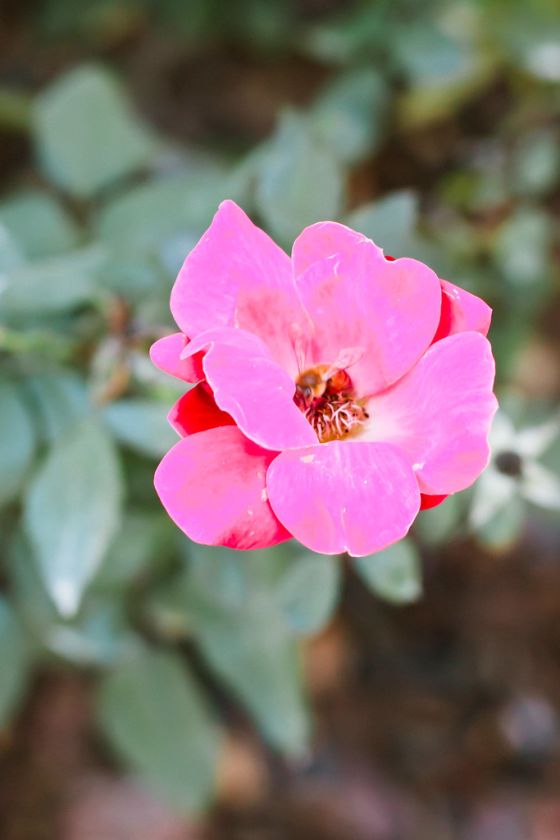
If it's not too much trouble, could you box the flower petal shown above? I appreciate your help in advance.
[182,327,318,451]
[170,200,306,376]
[154,426,290,550]
[292,220,384,276]
[420,493,448,510]
[168,383,235,437]
[366,332,498,495]
[470,469,515,528]
[433,279,492,342]
[266,441,421,556]
[294,241,442,395]
[522,461,560,511]
[150,333,203,383]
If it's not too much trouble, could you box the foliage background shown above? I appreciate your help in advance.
[1,0,560,837]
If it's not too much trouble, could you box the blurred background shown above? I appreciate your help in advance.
[1,0,560,837]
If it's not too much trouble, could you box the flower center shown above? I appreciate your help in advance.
[294,364,369,443]
[495,449,523,478]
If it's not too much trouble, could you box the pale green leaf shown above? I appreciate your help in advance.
[493,207,552,291]
[512,131,560,197]
[97,649,220,812]
[102,398,179,458]
[0,379,36,507]
[0,189,80,258]
[256,111,344,245]
[6,531,58,638]
[94,171,223,257]
[94,511,177,590]
[0,224,24,271]
[46,596,139,666]
[24,420,123,617]
[0,596,33,728]
[193,603,309,754]
[414,494,464,546]
[178,545,311,754]
[21,370,90,444]
[0,245,106,317]
[354,539,423,604]
[345,190,419,256]
[394,22,471,86]
[276,552,341,636]
[475,493,525,551]
[33,65,154,197]
[310,68,388,164]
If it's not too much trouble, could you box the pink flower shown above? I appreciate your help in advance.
[151,201,497,556]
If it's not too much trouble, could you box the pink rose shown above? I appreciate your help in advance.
[151,201,497,556]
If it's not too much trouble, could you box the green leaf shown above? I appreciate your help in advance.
[21,370,90,444]
[94,172,222,256]
[6,531,58,638]
[0,189,80,258]
[475,493,525,551]
[102,398,179,459]
[492,206,553,293]
[414,494,464,546]
[179,546,311,754]
[33,65,154,197]
[511,131,560,197]
[345,190,419,256]
[23,420,123,617]
[394,22,471,87]
[276,552,341,636]
[194,602,309,754]
[46,596,139,666]
[0,596,33,728]
[0,224,24,271]
[94,511,177,591]
[0,379,36,508]
[256,111,344,245]
[310,68,388,164]
[97,649,220,813]
[0,245,106,318]
[354,539,423,604]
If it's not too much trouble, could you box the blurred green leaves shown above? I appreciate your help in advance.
[33,65,154,197]
[0,0,559,815]
[151,545,319,755]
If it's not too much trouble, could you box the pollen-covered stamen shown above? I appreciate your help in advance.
[294,364,369,443]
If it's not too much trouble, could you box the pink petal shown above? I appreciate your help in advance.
[292,221,384,276]
[433,279,492,342]
[266,441,421,556]
[294,242,442,396]
[150,333,203,383]
[366,332,498,495]
[170,200,306,376]
[154,426,290,550]
[168,383,235,437]
[182,327,317,451]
